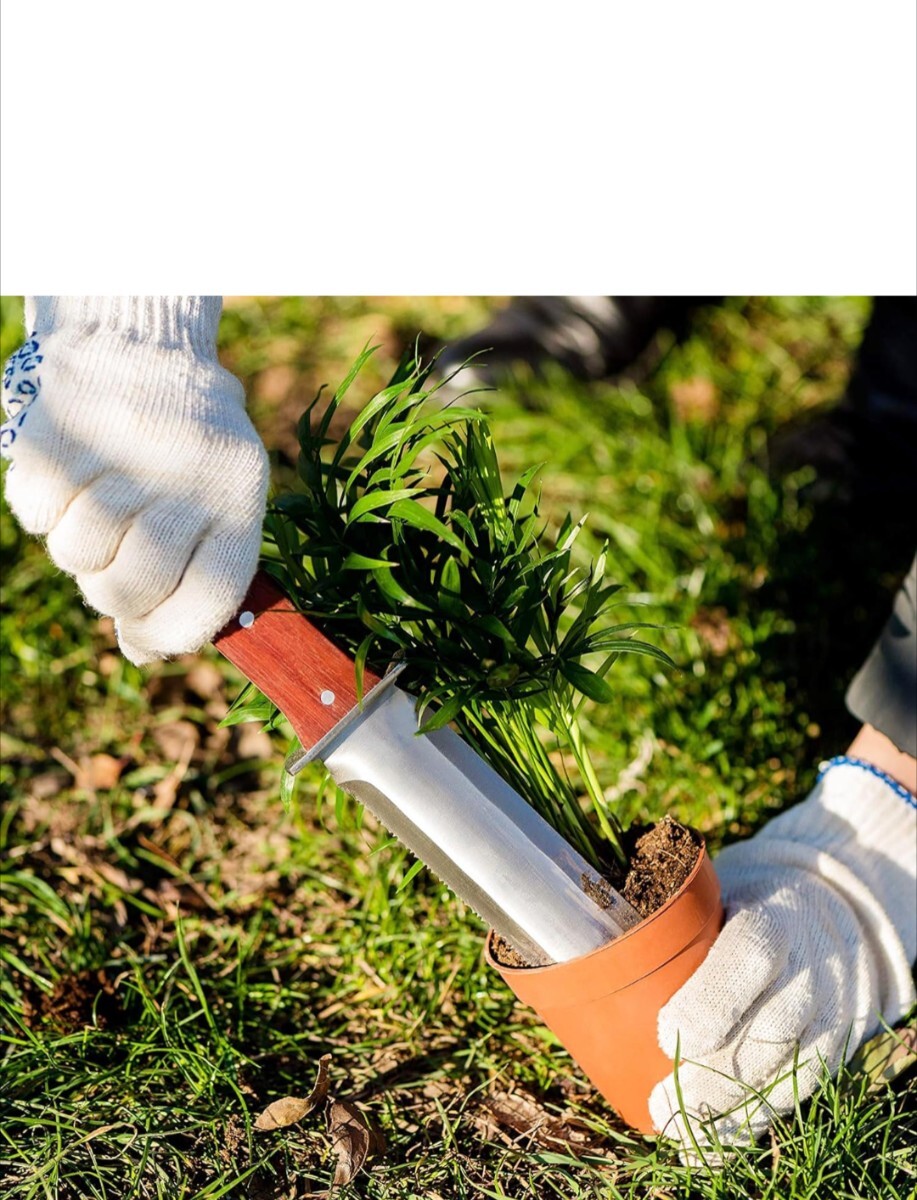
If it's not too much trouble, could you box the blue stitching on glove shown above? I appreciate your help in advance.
[3,337,42,388]
[2,335,43,452]
[819,755,917,810]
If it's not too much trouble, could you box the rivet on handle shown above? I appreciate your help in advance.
[239,611,255,628]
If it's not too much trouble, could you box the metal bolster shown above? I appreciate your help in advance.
[283,661,408,776]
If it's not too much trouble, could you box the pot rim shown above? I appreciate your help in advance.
[486,835,720,999]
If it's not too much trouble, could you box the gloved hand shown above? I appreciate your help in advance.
[1,297,269,664]
[650,758,917,1157]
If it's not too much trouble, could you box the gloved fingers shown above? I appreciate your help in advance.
[735,954,818,1048]
[695,975,816,1113]
[757,1015,861,1119]
[77,504,211,621]
[45,475,151,575]
[781,898,878,1078]
[1,396,103,531]
[3,457,94,534]
[115,526,261,664]
[726,942,872,1122]
[658,906,789,1058]
[649,1060,770,1157]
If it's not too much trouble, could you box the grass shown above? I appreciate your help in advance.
[1,295,916,1198]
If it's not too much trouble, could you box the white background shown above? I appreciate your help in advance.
[2,1,915,294]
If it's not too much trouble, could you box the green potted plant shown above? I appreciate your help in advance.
[223,346,722,1132]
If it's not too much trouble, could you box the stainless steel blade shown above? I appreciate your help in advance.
[289,684,640,965]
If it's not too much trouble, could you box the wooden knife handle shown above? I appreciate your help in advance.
[213,570,382,750]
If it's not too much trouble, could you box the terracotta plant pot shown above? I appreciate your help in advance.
[486,837,723,1134]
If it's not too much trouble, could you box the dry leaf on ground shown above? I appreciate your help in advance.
[849,1025,917,1093]
[184,661,225,701]
[236,724,275,761]
[86,754,126,789]
[472,1089,604,1156]
[51,751,126,791]
[327,1099,371,1187]
[254,1054,332,1131]
[27,771,67,800]
[152,720,200,762]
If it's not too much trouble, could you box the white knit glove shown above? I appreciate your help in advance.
[650,758,917,1157]
[1,297,269,664]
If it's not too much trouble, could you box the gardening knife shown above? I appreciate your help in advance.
[214,571,640,966]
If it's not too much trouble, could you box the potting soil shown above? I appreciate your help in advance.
[491,816,701,967]
[618,815,701,918]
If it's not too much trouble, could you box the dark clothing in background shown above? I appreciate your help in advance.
[842,298,917,757]
[848,555,917,759]
[441,296,917,761]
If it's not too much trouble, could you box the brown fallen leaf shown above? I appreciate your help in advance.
[55,751,125,791]
[254,1054,332,1131]
[184,661,225,701]
[236,724,275,761]
[472,1089,603,1156]
[769,1125,781,1172]
[28,771,67,800]
[253,1095,312,1132]
[327,1098,371,1188]
[152,719,200,763]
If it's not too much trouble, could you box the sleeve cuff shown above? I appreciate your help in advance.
[24,296,223,358]
[819,755,917,811]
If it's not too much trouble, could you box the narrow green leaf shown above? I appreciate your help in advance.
[507,463,544,519]
[441,557,461,594]
[584,622,665,643]
[589,638,676,668]
[417,693,466,732]
[347,378,422,441]
[357,595,393,635]
[396,858,426,893]
[388,498,467,553]
[342,425,416,491]
[473,614,517,646]
[353,634,375,703]
[371,565,432,610]
[559,660,616,703]
[220,685,278,728]
[347,487,420,523]
[449,511,479,546]
[341,552,394,570]
[333,342,380,403]
[334,781,348,828]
